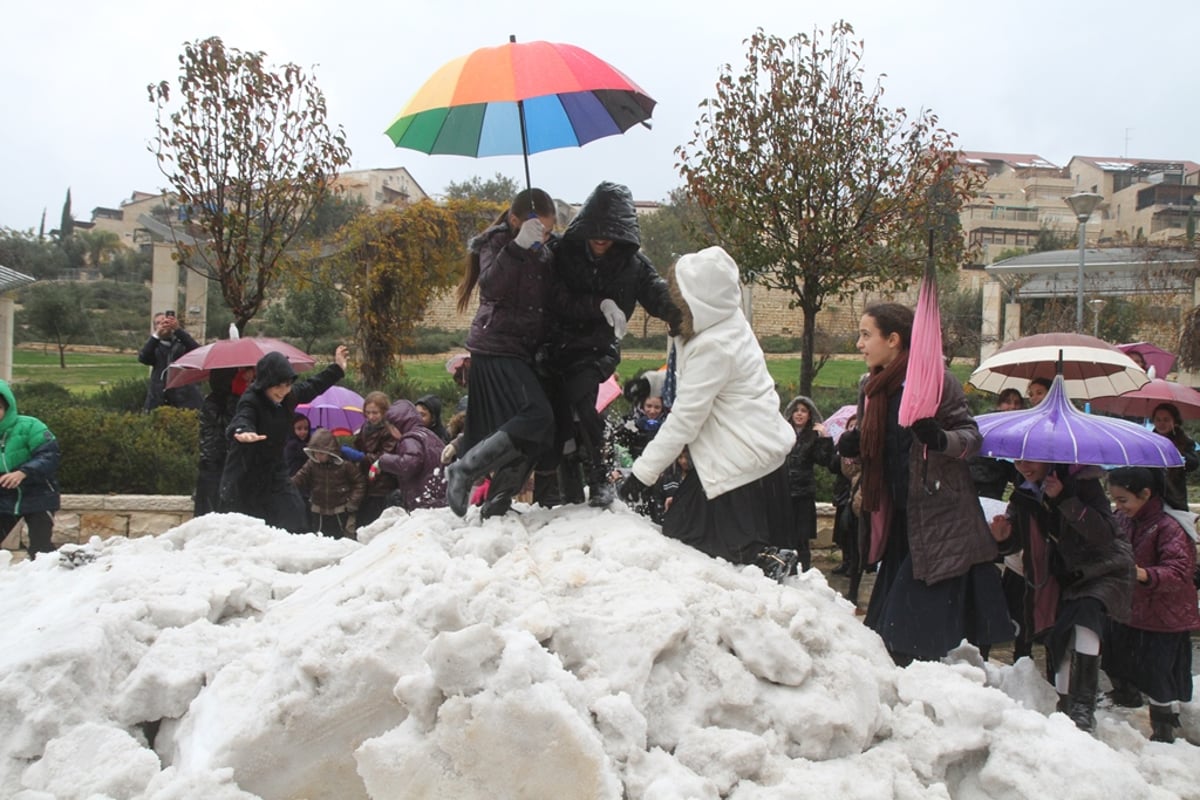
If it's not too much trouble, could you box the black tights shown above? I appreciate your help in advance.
[1,511,56,558]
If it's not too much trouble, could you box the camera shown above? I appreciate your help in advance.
[164,310,176,318]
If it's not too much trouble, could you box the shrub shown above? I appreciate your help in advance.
[407,327,467,355]
[90,377,150,413]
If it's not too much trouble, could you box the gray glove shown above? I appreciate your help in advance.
[600,299,627,339]
[513,218,545,249]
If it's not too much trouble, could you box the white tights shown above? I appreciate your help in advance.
[1054,625,1100,694]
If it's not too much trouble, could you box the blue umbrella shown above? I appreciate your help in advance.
[976,374,1184,468]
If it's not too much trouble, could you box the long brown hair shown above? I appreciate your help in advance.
[455,188,555,313]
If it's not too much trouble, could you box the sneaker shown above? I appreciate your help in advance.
[757,547,799,583]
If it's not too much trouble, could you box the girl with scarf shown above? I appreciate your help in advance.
[837,302,1011,664]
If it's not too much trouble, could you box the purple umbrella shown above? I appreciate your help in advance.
[296,386,366,437]
[976,374,1185,468]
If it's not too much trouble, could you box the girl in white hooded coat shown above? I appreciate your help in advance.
[617,246,798,580]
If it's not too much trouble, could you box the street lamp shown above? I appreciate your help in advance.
[1088,297,1106,339]
[1065,192,1104,331]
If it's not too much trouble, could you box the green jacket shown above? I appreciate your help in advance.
[0,381,61,515]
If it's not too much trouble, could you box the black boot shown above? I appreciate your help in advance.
[755,547,798,583]
[445,432,521,517]
[480,458,533,519]
[586,463,615,508]
[559,453,585,504]
[1104,676,1143,709]
[1149,705,1179,743]
[1068,652,1100,732]
[532,469,561,508]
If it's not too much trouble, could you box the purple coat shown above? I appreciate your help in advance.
[1118,496,1200,633]
[466,225,600,361]
[377,400,446,511]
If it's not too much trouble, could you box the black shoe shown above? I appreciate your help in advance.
[446,432,520,517]
[532,470,561,508]
[1104,678,1144,709]
[830,563,849,576]
[756,547,798,583]
[1149,705,1179,743]
[586,464,615,508]
[559,456,586,504]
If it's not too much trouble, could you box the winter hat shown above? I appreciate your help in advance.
[673,246,741,333]
[252,351,297,390]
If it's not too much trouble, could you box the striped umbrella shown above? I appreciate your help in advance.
[385,37,655,188]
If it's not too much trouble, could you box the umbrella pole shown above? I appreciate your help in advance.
[511,34,532,191]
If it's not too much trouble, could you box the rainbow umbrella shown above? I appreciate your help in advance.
[385,37,655,187]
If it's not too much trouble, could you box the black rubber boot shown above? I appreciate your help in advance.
[1149,705,1179,743]
[559,453,586,504]
[586,463,614,508]
[1056,693,1070,714]
[532,469,561,508]
[755,547,798,583]
[480,458,533,519]
[1068,652,1100,732]
[445,431,521,517]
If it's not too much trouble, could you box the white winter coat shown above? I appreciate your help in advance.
[632,247,794,498]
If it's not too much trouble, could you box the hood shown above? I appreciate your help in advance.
[673,246,741,333]
[415,394,443,423]
[304,428,344,463]
[384,400,422,436]
[208,367,237,396]
[784,396,824,426]
[252,352,297,390]
[0,380,17,435]
[564,182,641,248]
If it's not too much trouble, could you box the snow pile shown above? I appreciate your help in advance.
[0,505,1197,799]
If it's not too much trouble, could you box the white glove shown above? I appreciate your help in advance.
[513,218,545,249]
[441,442,457,465]
[600,299,627,339]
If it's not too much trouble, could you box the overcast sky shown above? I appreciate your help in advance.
[2,0,1196,231]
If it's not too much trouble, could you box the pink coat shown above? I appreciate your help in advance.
[1117,496,1200,633]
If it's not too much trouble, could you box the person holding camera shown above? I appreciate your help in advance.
[137,310,203,412]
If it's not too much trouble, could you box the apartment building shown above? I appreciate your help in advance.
[1069,156,1200,244]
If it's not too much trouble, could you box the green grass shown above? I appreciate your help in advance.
[12,347,975,398]
[11,348,148,396]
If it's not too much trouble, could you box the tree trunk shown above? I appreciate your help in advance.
[799,303,818,396]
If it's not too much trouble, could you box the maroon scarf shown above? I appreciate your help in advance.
[858,351,908,513]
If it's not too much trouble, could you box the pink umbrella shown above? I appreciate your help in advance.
[1116,342,1175,378]
[165,336,315,389]
[823,404,858,444]
[1090,378,1200,421]
[898,235,943,427]
[596,374,622,412]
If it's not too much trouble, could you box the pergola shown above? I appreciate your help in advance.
[0,265,36,382]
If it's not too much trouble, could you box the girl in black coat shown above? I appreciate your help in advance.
[781,396,834,571]
[219,346,349,533]
[194,366,253,516]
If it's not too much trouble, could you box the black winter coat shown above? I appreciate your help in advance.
[548,183,677,366]
[138,329,204,411]
[786,428,834,499]
[218,360,344,514]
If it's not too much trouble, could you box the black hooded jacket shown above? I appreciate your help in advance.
[415,394,451,442]
[548,182,677,361]
[219,352,345,513]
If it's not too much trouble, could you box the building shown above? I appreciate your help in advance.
[329,167,428,209]
[1068,157,1200,245]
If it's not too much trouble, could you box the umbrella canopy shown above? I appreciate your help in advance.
[968,332,1148,400]
[596,374,622,413]
[976,374,1184,468]
[165,337,315,389]
[1116,341,1176,378]
[823,404,858,444]
[385,38,655,187]
[1090,378,1200,421]
[899,234,943,426]
[296,386,366,437]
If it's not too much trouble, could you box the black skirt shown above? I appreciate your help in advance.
[464,353,555,459]
[865,513,1013,661]
[1043,596,1107,674]
[662,464,792,565]
[1102,621,1194,703]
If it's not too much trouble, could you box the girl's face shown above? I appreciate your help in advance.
[364,403,385,425]
[1151,409,1175,435]
[643,397,664,420]
[791,404,811,429]
[1027,383,1048,406]
[1109,483,1150,516]
[997,394,1023,411]
[857,314,900,370]
[417,406,434,427]
[1013,459,1051,484]
[292,418,310,438]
